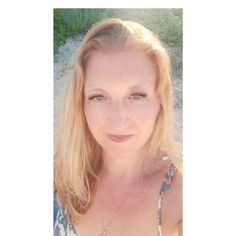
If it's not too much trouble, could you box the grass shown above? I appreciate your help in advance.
[54,9,182,55]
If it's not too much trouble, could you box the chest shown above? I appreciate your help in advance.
[73,180,178,236]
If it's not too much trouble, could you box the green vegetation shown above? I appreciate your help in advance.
[54,9,107,54]
[54,9,182,75]
[54,8,182,54]
[106,9,182,49]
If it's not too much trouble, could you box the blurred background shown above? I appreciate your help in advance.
[53,8,182,148]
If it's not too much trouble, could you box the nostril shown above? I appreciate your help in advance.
[107,115,127,124]
[106,115,130,130]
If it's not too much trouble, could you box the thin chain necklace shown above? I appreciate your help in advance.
[98,176,140,236]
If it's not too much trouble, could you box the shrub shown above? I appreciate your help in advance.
[54,9,108,54]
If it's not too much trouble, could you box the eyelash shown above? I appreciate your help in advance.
[88,95,106,101]
[130,93,147,100]
[88,93,147,101]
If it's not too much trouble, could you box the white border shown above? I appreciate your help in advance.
[1,1,236,235]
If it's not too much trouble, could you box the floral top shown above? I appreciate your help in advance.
[54,162,177,236]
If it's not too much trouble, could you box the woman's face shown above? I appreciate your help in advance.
[84,50,161,155]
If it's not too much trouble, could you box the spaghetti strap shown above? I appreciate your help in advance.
[157,162,177,236]
[54,205,77,236]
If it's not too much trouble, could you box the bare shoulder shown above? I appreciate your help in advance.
[148,160,182,217]
[173,167,183,236]
[168,164,183,221]
[172,164,183,196]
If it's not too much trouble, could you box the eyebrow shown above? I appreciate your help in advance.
[86,88,106,93]
[86,84,146,93]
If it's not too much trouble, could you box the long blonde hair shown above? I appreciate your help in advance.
[54,18,181,223]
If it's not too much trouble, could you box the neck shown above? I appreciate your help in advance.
[100,149,148,184]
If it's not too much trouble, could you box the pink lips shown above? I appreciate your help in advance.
[106,134,133,143]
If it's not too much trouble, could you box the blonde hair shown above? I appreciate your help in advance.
[54,18,181,223]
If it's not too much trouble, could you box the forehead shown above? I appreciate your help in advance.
[84,50,157,90]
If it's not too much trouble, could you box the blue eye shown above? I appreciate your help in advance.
[88,95,106,101]
[130,93,146,100]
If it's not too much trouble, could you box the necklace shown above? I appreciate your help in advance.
[100,225,110,236]
[98,176,140,236]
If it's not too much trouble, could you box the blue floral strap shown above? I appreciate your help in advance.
[157,162,177,236]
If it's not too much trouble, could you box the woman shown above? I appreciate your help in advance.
[54,18,182,236]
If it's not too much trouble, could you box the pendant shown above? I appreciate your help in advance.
[100,226,110,236]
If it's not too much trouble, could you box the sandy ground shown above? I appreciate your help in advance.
[54,36,182,148]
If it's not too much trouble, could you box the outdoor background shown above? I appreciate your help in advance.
[53,8,182,148]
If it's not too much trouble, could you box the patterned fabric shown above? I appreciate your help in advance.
[54,162,177,236]
[54,207,76,236]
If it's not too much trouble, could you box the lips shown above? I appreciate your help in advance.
[106,134,133,143]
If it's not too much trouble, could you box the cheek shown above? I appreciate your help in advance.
[132,101,160,125]
[126,101,160,146]
[84,101,107,133]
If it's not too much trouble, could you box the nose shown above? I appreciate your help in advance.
[106,101,129,129]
